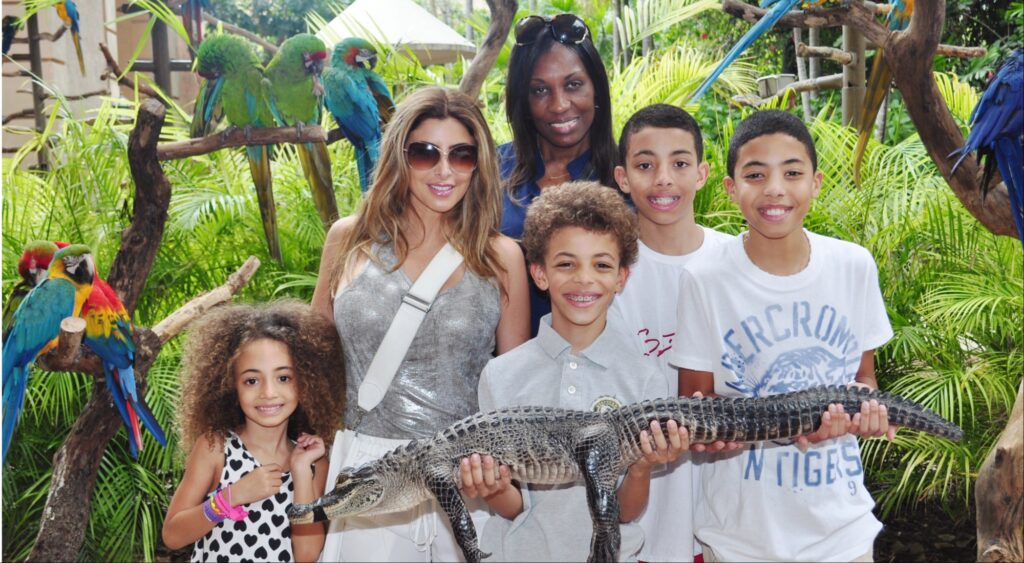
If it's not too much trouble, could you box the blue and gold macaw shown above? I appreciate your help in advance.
[192,34,283,263]
[55,0,85,75]
[853,0,913,183]
[690,0,837,102]
[2,244,94,460]
[82,277,167,458]
[950,49,1024,245]
[322,37,395,193]
[3,240,61,344]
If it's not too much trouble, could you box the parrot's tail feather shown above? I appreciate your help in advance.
[246,145,283,263]
[2,366,28,461]
[853,53,893,186]
[298,142,339,228]
[133,396,168,447]
[994,136,1024,243]
[106,366,141,458]
[71,31,85,75]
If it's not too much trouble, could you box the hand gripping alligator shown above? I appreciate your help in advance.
[289,386,962,562]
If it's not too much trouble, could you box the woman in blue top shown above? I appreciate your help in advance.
[501,13,618,335]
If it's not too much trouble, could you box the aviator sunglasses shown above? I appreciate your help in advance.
[404,142,478,173]
[514,14,590,47]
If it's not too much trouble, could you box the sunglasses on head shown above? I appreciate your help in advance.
[404,142,478,173]
[514,14,590,47]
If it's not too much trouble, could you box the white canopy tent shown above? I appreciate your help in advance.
[316,0,477,66]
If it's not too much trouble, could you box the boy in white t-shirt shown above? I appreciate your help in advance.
[671,110,896,562]
[609,104,732,562]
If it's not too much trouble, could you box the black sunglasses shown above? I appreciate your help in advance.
[404,142,478,173]
[514,14,590,47]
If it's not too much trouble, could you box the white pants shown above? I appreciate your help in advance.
[319,429,491,562]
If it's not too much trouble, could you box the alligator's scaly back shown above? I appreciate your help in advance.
[291,386,962,563]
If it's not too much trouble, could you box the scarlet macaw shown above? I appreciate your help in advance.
[3,240,62,344]
[2,244,94,460]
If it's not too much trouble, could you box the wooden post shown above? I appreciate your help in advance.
[976,382,1024,561]
[465,0,475,43]
[612,0,622,67]
[25,14,49,168]
[151,18,172,95]
[808,26,820,100]
[841,25,865,126]
[793,28,812,121]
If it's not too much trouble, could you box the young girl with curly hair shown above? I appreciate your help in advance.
[162,300,345,563]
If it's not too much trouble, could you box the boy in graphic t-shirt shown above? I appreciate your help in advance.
[670,110,896,562]
[608,104,732,562]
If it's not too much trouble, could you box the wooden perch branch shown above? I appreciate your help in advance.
[100,43,160,98]
[976,381,1024,561]
[152,256,261,343]
[201,12,278,54]
[797,44,854,65]
[722,0,889,31]
[734,73,843,107]
[459,0,517,100]
[157,125,328,160]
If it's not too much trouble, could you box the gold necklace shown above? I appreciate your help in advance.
[743,231,812,272]
[543,171,571,182]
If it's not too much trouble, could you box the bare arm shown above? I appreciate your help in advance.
[162,437,224,549]
[492,235,530,354]
[458,453,523,520]
[290,434,329,563]
[311,216,358,323]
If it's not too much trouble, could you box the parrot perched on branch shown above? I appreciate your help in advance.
[689,0,846,102]
[852,0,913,184]
[2,244,94,460]
[323,37,395,193]
[3,240,62,344]
[55,0,85,75]
[950,49,1024,245]
[265,33,339,229]
[192,33,283,263]
[81,277,167,458]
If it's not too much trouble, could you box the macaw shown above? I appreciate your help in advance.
[852,0,914,183]
[192,33,283,263]
[3,240,61,344]
[950,49,1024,245]
[55,0,85,75]
[81,278,167,458]
[2,244,94,460]
[265,33,339,229]
[689,0,841,102]
[322,37,395,193]
[181,0,212,47]
[3,15,21,56]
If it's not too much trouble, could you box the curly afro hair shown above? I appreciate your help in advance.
[521,180,639,267]
[176,300,345,452]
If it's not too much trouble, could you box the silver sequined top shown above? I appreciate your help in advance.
[334,243,501,439]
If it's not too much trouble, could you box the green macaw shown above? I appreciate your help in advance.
[265,33,339,230]
[191,33,283,263]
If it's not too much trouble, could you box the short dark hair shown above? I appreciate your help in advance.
[726,110,817,177]
[504,19,617,190]
[522,181,638,267]
[618,104,704,164]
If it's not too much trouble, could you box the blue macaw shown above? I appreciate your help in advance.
[2,244,94,460]
[950,49,1024,245]
[3,16,22,56]
[322,37,395,193]
[853,0,914,183]
[82,277,167,459]
[55,0,85,75]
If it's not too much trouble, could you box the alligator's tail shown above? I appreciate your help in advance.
[614,386,963,450]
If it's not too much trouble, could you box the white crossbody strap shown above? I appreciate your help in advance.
[357,242,465,413]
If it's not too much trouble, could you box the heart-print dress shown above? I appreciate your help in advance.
[191,431,295,563]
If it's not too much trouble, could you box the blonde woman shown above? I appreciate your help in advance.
[311,86,530,561]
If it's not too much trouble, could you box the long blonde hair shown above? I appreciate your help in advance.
[329,87,506,296]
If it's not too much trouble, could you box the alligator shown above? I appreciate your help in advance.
[289,385,962,563]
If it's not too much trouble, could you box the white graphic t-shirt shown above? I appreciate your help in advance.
[609,226,733,561]
[669,230,894,562]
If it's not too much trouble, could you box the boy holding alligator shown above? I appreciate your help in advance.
[672,109,897,562]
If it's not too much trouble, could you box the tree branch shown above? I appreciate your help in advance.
[722,0,890,31]
[976,381,1024,561]
[797,44,855,65]
[100,42,160,98]
[733,73,843,107]
[201,12,278,54]
[459,0,517,100]
[157,125,328,160]
[150,256,261,343]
